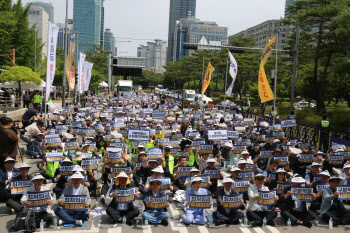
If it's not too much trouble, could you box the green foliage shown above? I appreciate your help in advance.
[183,80,223,92]
[0,65,41,84]
[132,70,164,88]
[0,0,43,69]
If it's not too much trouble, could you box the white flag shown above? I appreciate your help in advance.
[78,53,86,94]
[45,22,59,101]
[225,51,238,96]
[83,62,93,91]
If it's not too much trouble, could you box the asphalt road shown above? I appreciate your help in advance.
[0,151,348,233]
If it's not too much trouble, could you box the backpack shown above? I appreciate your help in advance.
[10,208,37,233]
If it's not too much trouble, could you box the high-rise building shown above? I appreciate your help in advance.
[285,0,297,17]
[100,0,105,47]
[73,0,101,54]
[104,28,115,55]
[173,12,228,60]
[137,40,167,73]
[229,19,292,50]
[57,19,73,50]
[28,1,54,23]
[167,0,196,62]
[27,5,49,57]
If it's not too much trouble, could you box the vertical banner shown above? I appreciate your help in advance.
[45,22,59,102]
[258,36,276,103]
[202,62,215,95]
[225,51,238,96]
[83,62,94,91]
[78,53,86,94]
[65,42,76,91]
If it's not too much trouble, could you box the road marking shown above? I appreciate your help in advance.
[198,225,210,233]
[143,224,153,233]
[108,224,122,233]
[252,227,265,233]
[266,226,280,233]
[168,202,189,233]
[238,225,253,233]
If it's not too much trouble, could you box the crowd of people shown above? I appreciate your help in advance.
[0,90,349,230]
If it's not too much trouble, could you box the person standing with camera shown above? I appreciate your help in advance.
[0,117,20,168]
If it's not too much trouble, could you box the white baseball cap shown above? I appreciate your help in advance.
[70,172,85,179]
[222,177,234,183]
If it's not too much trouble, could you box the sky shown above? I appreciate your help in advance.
[21,0,285,56]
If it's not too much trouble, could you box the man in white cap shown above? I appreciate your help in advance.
[0,157,18,202]
[309,170,330,213]
[143,179,170,226]
[246,174,278,227]
[7,163,32,213]
[21,174,53,228]
[144,166,172,192]
[26,131,45,159]
[106,172,140,225]
[280,175,316,227]
[320,176,350,226]
[213,177,244,225]
[54,172,91,226]
[52,158,75,198]
[340,163,350,185]
[305,162,322,187]
[182,176,212,225]
[160,144,175,179]
[202,158,223,195]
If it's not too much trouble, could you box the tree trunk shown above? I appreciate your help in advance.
[314,22,326,114]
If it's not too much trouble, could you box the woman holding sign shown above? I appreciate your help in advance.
[182,176,212,225]
[21,174,53,228]
[143,179,170,226]
[213,177,244,225]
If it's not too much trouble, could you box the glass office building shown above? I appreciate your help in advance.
[73,0,101,54]
[167,0,196,62]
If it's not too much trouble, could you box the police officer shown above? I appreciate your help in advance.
[318,114,330,152]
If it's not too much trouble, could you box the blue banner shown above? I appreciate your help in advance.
[203,168,221,180]
[258,190,276,206]
[291,186,313,202]
[189,195,212,209]
[234,180,250,194]
[11,180,32,194]
[27,190,51,207]
[113,187,135,203]
[337,185,350,200]
[81,158,99,171]
[177,166,193,177]
[148,195,168,209]
[222,194,243,209]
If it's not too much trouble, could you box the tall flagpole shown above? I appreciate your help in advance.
[62,0,69,107]
[272,32,280,130]
[201,57,204,98]
[224,53,229,114]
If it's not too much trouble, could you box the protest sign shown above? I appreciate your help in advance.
[11,180,32,194]
[328,154,343,167]
[291,186,313,202]
[189,195,212,208]
[276,183,291,194]
[337,185,350,200]
[45,138,61,147]
[281,119,296,128]
[258,190,276,206]
[46,152,63,162]
[156,178,171,190]
[274,155,289,167]
[127,129,150,141]
[233,145,246,154]
[199,145,213,154]
[238,171,254,181]
[316,183,329,195]
[147,148,163,160]
[203,168,221,180]
[339,151,350,161]
[60,164,76,177]
[107,152,124,164]
[260,150,273,160]
[65,141,79,150]
[64,195,87,211]
[148,195,168,209]
[27,190,51,207]
[227,131,239,139]
[222,194,243,209]
[81,158,99,171]
[298,154,314,164]
[113,187,135,203]
[207,130,228,141]
[110,166,132,177]
[234,180,250,194]
[177,166,193,177]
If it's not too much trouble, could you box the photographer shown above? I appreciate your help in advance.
[0,117,20,168]
[21,105,41,128]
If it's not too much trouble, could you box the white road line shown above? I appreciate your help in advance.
[198,225,210,233]
[266,226,280,233]
[238,225,253,233]
[143,224,153,233]
[108,224,122,233]
[252,227,266,233]
[168,202,189,233]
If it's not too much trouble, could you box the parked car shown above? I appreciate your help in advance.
[293,101,316,110]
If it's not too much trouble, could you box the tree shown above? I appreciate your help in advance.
[0,66,42,94]
[286,0,350,113]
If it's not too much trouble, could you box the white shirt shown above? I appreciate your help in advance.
[247,184,269,211]
[5,170,13,189]
[195,190,200,195]
[72,186,80,195]
[224,188,231,196]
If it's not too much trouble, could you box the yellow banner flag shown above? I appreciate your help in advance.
[65,42,76,91]
[202,62,215,95]
[258,36,276,103]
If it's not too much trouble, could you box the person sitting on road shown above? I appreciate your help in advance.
[54,172,91,226]
[21,174,53,228]
[0,157,19,203]
[213,177,244,225]
[182,176,212,225]
[26,132,44,159]
[106,172,140,225]
[143,179,170,226]
[246,174,278,227]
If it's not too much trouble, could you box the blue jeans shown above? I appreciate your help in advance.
[182,209,207,225]
[20,135,30,145]
[54,206,89,224]
[142,211,169,224]
[26,150,44,159]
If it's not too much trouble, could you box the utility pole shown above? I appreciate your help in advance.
[75,31,79,103]
[34,26,36,72]
[290,26,300,112]
[108,54,112,94]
